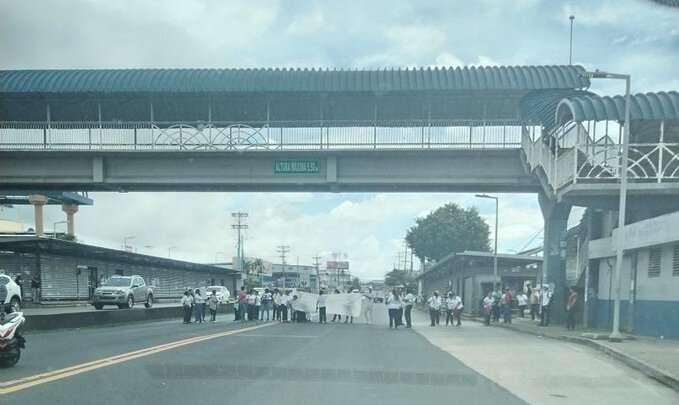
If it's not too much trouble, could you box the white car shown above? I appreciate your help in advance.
[204,286,230,303]
[0,274,22,312]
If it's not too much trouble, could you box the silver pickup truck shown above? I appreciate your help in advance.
[92,275,154,310]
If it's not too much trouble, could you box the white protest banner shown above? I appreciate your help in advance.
[292,291,318,313]
[325,293,362,317]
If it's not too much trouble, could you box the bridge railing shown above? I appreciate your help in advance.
[0,119,525,151]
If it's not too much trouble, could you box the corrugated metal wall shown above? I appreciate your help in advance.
[0,252,236,301]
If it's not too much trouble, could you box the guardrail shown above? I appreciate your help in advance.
[0,119,525,151]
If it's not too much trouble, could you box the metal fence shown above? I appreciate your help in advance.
[0,119,525,151]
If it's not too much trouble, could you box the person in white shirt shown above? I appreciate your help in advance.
[273,289,282,321]
[253,290,261,321]
[386,289,402,329]
[426,291,442,327]
[451,292,463,327]
[181,290,193,324]
[482,291,494,326]
[403,290,415,328]
[246,291,257,321]
[362,288,374,324]
[540,286,553,327]
[317,290,328,324]
[194,289,206,323]
[280,290,291,322]
[516,291,528,318]
[444,292,457,326]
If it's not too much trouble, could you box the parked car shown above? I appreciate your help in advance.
[92,275,153,310]
[204,286,230,303]
[0,274,22,312]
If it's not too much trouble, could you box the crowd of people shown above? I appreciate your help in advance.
[180,288,220,324]
[422,290,464,327]
[479,284,579,329]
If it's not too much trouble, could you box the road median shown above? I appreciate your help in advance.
[23,303,233,332]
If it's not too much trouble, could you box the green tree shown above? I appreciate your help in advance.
[384,270,415,290]
[406,203,490,262]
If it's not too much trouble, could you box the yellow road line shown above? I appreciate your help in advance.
[0,322,275,395]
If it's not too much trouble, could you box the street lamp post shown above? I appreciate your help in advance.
[122,235,135,251]
[53,220,67,238]
[582,70,631,342]
[476,194,499,291]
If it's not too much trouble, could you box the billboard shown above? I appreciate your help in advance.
[326,261,349,270]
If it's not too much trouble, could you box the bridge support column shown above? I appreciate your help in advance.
[62,203,79,237]
[538,193,571,324]
[28,194,48,237]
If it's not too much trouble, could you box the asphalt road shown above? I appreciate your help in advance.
[2,306,525,405]
[2,306,677,405]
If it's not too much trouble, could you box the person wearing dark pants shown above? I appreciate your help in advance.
[181,291,193,324]
[386,289,402,329]
[482,292,493,326]
[426,291,442,327]
[317,290,327,324]
[403,290,415,328]
[208,290,218,322]
[539,286,552,327]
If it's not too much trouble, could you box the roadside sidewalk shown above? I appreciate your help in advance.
[470,314,679,393]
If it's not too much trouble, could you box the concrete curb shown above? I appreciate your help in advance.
[23,303,234,332]
[466,316,679,394]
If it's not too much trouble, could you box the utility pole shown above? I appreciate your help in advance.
[231,212,248,276]
[313,254,322,293]
[569,15,575,65]
[277,245,290,289]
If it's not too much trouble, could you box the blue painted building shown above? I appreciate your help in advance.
[586,210,679,338]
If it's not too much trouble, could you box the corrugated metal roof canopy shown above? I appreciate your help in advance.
[556,91,679,123]
[520,89,595,129]
[1,65,589,94]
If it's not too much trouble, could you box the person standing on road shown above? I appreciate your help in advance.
[501,288,513,324]
[386,288,402,329]
[280,290,290,322]
[444,292,456,326]
[273,289,282,321]
[362,287,374,324]
[491,288,501,323]
[238,286,247,322]
[246,290,256,321]
[331,289,342,322]
[317,290,327,324]
[426,291,442,327]
[208,290,218,322]
[254,290,262,321]
[260,288,273,320]
[181,290,193,324]
[530,288,540,321]
[566,287,578,330]
[194,289,205,323]
[451,291,463,327]
[516,290,528,318]
[403,289,415,328]
[482,291,494,326]
[539,285,552,327]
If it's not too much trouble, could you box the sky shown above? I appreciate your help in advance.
[1,0,678,280]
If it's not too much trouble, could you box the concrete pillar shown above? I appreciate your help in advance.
[62,203,79,237]
[28,194,48,236]
[538,193,571,324]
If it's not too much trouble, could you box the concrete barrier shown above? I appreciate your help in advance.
[23,303,234,332]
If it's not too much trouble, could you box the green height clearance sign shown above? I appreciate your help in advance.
[274,159,321,174]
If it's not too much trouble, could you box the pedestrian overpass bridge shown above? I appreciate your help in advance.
[2,65,678,324]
